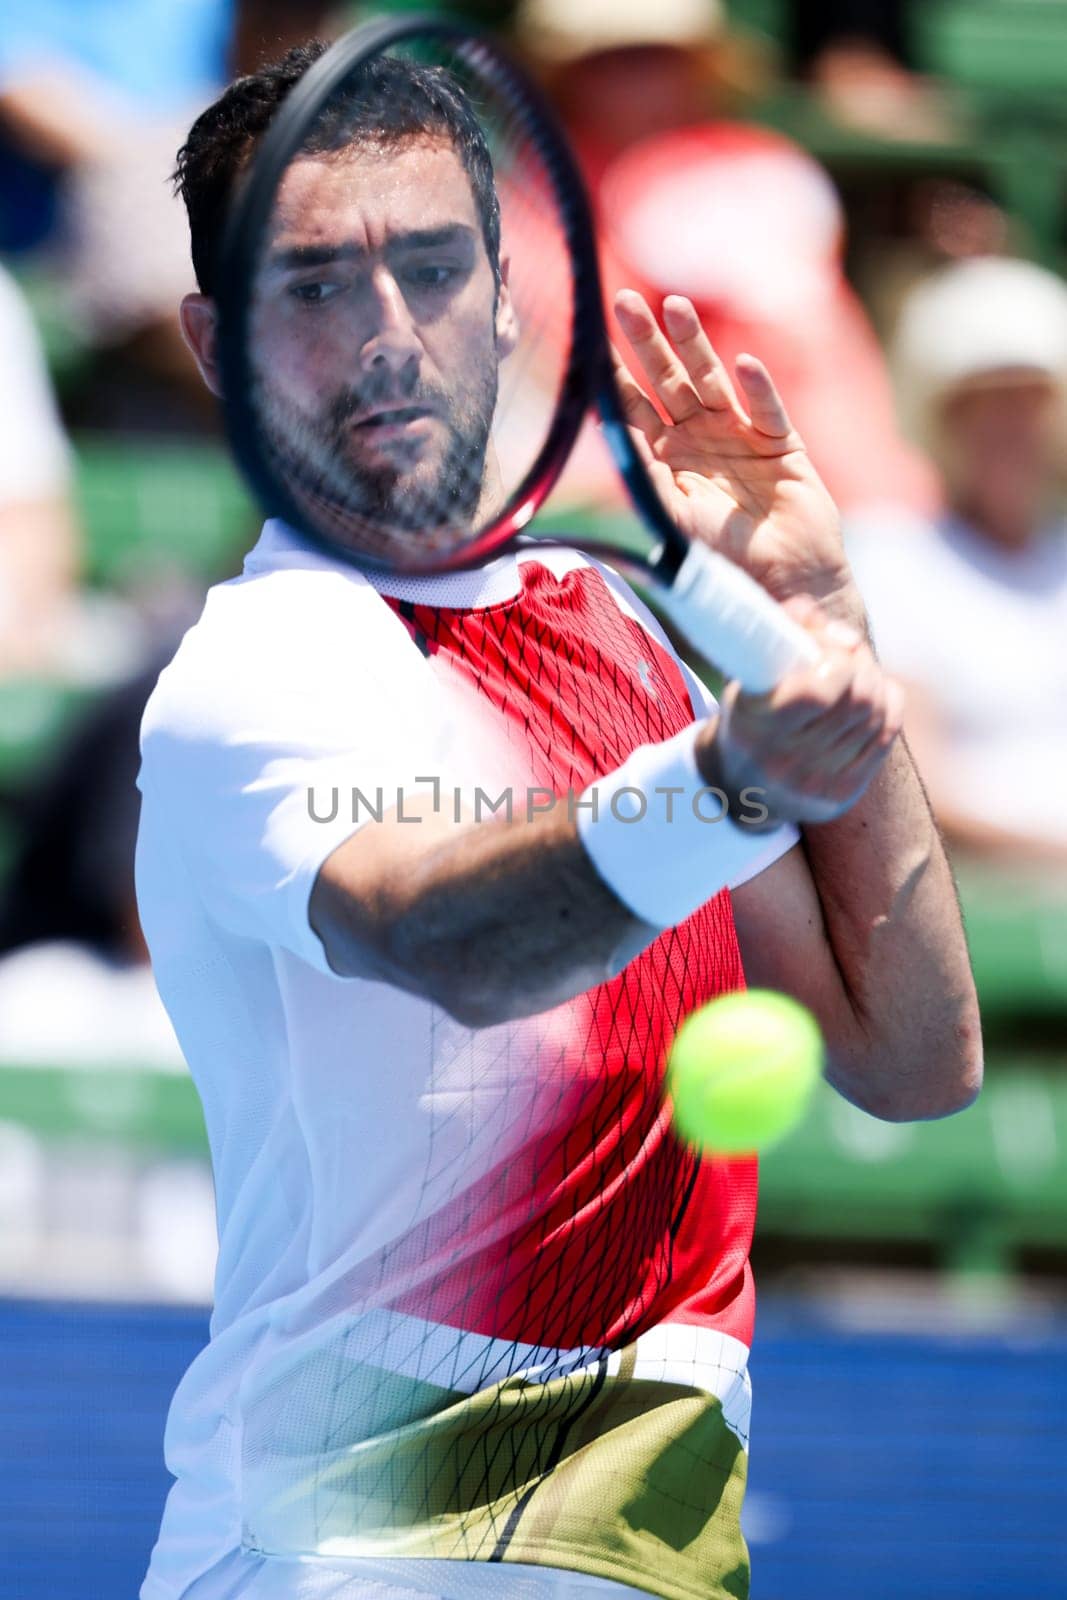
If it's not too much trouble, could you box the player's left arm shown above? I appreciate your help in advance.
[613,289,982,1121]
[730,738,982,1122]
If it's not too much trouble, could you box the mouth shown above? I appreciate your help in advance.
[348,405,438,439]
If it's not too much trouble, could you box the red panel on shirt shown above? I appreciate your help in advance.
[384,560,756,1349]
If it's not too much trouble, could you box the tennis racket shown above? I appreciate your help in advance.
[215,14,820,694]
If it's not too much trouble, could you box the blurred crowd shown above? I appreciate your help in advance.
[2,0,1067,1073]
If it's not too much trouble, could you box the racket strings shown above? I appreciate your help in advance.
[246,39,578,570]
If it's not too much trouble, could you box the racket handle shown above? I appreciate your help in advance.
[658,542,820,693]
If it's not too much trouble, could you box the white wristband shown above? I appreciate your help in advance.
[576,724,780,929]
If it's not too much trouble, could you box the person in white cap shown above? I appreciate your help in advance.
[516,0,727,171]
[846,256,1067,866]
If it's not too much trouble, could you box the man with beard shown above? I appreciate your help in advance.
[182,50,514,550]
[135,42,980,1600]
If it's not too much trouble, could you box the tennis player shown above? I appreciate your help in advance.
[136,44,981,1600]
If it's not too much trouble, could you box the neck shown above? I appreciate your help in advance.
[476,445,505,525]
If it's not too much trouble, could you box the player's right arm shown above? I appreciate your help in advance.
[311,606,901,1026]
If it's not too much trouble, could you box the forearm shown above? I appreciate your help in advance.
[380,807,656,1024]
[312,724,780,1023]
[312,801,657,1026]
[800,734,982,1118]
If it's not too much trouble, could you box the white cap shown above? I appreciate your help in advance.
[893,257,1067,436]
[516,0,724,61]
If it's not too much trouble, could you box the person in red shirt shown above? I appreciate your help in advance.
[516,0,938,519]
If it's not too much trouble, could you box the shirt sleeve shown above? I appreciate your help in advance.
[137,581,469,977]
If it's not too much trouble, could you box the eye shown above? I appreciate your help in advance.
[405,263,458,290]
[289,281,342,306]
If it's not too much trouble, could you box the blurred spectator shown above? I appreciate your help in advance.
[0,263,79,677]
[0,262,149,682]
[790,0,912,74]
[787,0,948,144]
[0,0,233,424]
[520,0,734,188]
[0,648,187,1067]
[846,258,1067,868]
[515,0,937,517]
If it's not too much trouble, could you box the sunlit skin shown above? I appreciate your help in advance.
[174,109,981,1116]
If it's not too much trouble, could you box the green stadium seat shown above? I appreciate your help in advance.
[0,680,89,789]
[957,869,1067,1028]
[759,1057,1067,1274]
[10,269,94,393]
[73,436,257,588]
[0,1053,1061,1276]
[914,2,1067,96]
[0,1061,207,1155]
[724,0,787,50]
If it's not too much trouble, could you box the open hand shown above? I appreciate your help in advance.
[613,290,855,617]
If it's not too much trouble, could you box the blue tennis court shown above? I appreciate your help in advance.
[3,1295,1064,1600]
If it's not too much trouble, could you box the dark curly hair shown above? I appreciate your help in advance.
[173,41,502,299]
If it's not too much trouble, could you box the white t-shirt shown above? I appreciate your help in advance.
[846,509,1067,845]
[136,521,797,1600]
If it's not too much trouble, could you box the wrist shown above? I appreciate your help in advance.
[809,574,870,637]
[576,723,787,929]
[766,555,869,637]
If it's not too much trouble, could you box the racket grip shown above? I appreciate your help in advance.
[659,542,820,693]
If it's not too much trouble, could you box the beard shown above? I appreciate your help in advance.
[260,359,499,548]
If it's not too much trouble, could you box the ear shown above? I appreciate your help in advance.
[179,293,223,398]
[494,254,520,359]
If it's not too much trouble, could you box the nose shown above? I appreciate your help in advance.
[360,266,421,378]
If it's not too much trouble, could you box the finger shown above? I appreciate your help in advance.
[661,296,745,417]
[732,639,886,755]
[609,342,665,442]
[734,354,795,441]
[764,645,878,738]
[838,723,895,784]
[797,656,900,774]
[813,655,889,753]
[820,702,890,770]
[826,725,899,806]
[737,662,900,813]
[851,676,906,759]
[614,289,701,424]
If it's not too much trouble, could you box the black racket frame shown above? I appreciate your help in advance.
[216,13,688,584]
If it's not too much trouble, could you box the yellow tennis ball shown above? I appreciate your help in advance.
[666,989,823,1154]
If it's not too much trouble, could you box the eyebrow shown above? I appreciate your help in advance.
[267,225,476,274]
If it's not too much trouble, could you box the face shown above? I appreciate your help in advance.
[940,373,1059,521]
[250,136,517,547]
